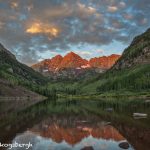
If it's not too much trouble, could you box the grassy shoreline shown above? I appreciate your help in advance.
[58,90,150,100]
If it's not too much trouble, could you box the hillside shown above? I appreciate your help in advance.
[112,28,150,70]
[0,43,47,85]
[0,79,41,97]
[0,43,49,117]
[79,28,150,94]
[0,43,56,100]
[0,79,45,115]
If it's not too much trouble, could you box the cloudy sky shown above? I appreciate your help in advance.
[0,0,150,65]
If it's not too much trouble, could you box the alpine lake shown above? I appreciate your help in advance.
[0,97,150,150]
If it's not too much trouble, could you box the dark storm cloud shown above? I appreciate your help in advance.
[0,0,150,65]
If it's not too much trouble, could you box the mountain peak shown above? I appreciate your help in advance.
[68,51,76,54]
[56,51,88,70]
[46,54,63,71]
[52,54,63,59]
[51,54,63,61]
[65,51,79,57]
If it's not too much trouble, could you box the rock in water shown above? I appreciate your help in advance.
[145,100,150,103]
[133,113,147,117]
[81,146,94,150]
[105,108,113,112]
[119,142,130,149]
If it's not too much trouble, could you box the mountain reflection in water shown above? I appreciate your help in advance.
[11,117,134,150]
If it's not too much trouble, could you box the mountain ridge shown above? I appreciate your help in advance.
[112,28,150,70]
[0,43,48,84]
[32,52,120,73]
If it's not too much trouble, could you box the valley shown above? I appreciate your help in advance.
[0,0,150,149]
[0,27,150,150]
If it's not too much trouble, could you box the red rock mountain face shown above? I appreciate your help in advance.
[32,52,120,72]
[89,54,120,69]
[47,55,63,71]
[57,52,88,70]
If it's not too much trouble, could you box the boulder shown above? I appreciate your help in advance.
[133,113,147,117]
[105,108,113,112]
[119,142,130,149]
[81,146,94,150]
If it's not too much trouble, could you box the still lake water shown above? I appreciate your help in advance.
[0,98,150,150]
